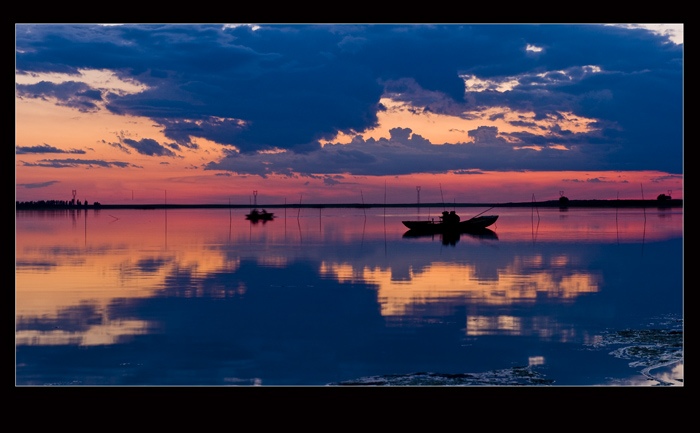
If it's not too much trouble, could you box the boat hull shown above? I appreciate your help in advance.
[246,210,274,222]
[246,215,274,221]
[402,215,498,233]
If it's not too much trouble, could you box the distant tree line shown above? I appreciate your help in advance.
[16,199,101,208]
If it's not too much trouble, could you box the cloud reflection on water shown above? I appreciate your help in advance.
[16,207,682,385]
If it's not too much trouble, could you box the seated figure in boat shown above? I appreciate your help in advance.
[440,211,460,224]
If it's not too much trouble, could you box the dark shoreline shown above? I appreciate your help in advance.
[16,199,682,210]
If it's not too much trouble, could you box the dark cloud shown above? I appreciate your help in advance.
[17,180,61,189]
[16,80,103,112]
[16,24,683,173]
[468,126,511,146]
[205,126,603,177]
[16,144,86,154]
[562,177,628,184]
[120,138,177,157]
[20,158,140,168]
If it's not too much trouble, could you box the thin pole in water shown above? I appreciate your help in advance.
[532,193,540,221]
[439,183,445,211]
[640,183,646,221]
[360,189,366,218]
[384,180,387,218]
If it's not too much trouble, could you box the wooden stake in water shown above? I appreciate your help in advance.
[416,186,421,220]
[439,183,445,211]
[531,193,540,220]
[384,180,387,219]
[360,189,366,218]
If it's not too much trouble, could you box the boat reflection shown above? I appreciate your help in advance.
[403,227,498,245]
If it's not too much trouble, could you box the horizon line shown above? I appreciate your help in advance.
[16,198,683,210]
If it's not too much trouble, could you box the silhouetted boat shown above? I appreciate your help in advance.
[402,210,498,234]
[246,209,274,222]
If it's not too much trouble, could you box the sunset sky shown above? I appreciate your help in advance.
[15,24,683,205]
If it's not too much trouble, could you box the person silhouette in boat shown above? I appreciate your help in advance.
[441,211,460,224]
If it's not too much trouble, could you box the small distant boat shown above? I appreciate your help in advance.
[246,209,274,222]
[402,210,498,234]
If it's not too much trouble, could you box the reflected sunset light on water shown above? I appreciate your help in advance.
[16,206,682,385]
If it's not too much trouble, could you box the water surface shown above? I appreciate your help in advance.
[15,206,683,385]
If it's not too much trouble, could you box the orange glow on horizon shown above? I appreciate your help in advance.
[15,166,683,205]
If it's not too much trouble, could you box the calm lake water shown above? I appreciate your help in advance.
[15,206,683,386]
